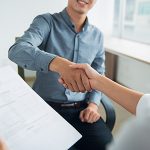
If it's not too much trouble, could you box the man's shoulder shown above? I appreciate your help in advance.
[39,13,52,18]
[35,12,61,24]
[32,13,53,26]
[38,13,53,21]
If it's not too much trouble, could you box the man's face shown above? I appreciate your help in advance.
[68,0,97,14]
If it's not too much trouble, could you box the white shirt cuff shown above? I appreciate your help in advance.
[136,94,150,119]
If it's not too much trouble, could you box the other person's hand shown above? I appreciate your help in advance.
[80,102,100,123]
[0,139,8,150]
[49,57,91,92]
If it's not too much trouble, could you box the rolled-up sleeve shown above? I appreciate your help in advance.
[8,15,57,73]
[88,33,105,106]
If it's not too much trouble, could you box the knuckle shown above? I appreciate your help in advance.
[87,110,91,114]
[81,89,86,93]
[85,117,88,121]
[78,87,84,92]
[75,89,80,93]
[85,85,91,91]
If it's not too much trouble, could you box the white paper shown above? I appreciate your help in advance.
[0,66,82,150]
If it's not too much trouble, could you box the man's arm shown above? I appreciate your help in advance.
[8,15,56,73]
[8,15,91,92]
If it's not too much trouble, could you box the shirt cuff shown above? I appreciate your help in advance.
[87,90,102,106]
[35,48,57,72]
[136,94,150,119]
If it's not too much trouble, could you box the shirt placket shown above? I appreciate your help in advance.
[73,33,79,63]
[65,33,80,101]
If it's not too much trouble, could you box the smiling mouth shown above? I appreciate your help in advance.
[77,0,89,4]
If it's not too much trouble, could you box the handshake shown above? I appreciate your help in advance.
[50,56,101,93]
[58,63,100,92]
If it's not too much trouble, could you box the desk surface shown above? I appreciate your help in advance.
[104,37,150,64]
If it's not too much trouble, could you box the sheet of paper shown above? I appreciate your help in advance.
[0,66,82,150]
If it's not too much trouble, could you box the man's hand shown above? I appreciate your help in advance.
[80,103,100,123]
[49,57,91,92]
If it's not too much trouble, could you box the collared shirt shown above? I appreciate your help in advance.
[8,9,105,105]
[107,94,150,150]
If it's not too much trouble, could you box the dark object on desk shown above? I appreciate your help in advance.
[17,66,116,131]
[105,51,118,81]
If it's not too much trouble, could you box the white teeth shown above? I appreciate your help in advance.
[79,1,86,4]
[83,0,89,3]
[78,0,88,4]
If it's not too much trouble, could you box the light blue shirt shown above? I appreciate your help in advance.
[8,9,105,105]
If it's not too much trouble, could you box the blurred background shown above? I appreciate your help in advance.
[0,0,150,135]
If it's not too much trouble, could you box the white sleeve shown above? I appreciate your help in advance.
[136,94,150,119]
[107,94,150,150]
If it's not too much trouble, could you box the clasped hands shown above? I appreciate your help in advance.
[50,57,100,123]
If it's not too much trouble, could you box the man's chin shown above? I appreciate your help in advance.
[75,8,88,15]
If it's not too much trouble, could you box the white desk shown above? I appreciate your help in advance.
[104,37,150,64]
[104,37,150,80]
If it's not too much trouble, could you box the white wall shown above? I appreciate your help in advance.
[117,57,150,93]
[88,0,114,35]
[0,0,67,70]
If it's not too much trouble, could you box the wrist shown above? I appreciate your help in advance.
[87,102,98,110]
[49,56,71,73]
[90,75,102,90]
[94,75,113,94]
[93,75,105,91]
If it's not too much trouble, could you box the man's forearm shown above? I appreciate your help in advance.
[8,42,56,73]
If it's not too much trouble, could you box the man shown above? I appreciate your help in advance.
[63,63,150,150]
[8,0,112,149]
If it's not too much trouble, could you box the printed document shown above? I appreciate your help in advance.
[0,66,82,150]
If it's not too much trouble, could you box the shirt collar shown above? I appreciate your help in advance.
[60,8,89,32]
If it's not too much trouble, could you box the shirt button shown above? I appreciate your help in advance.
[24,65,27,68]
[40,68,44,71]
